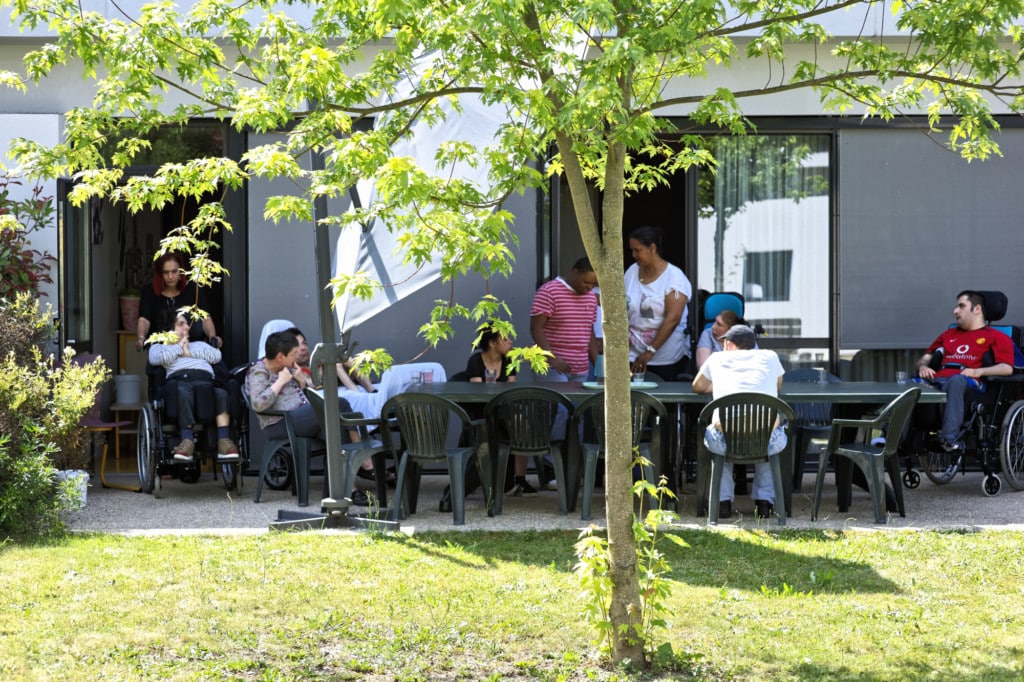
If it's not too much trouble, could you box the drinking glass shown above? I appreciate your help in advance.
[484,367,499,384]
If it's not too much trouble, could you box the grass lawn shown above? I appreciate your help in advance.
[1,528,1022,680]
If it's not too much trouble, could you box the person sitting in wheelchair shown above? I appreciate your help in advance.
[915,290,1015,452]
[148,312,240,463]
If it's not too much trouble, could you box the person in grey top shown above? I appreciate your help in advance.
[148,313,239,462]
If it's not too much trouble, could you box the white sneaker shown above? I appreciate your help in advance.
[546,479,558,491]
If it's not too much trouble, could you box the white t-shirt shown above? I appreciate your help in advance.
[624,262,692,364]
[699,348,785,400]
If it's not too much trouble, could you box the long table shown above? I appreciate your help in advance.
[413,380,945,517]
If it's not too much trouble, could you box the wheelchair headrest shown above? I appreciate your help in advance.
[700,291,745,329]
[978,290,1007,323]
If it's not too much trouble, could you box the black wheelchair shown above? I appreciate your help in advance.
[902,291,1024,496]
[136,360,249,495]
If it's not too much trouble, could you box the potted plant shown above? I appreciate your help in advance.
[119,287,140,331]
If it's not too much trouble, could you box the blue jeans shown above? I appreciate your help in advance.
[542,368,587,441]
[932,374,981,445]
[705,425,787,503]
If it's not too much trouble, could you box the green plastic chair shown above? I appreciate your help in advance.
[380,393,486,525]
[811,386,921,524]
[698,392,795,526]
[568,390,670,521]
[242,381,324,507]
[484,386,577,515]
[304,388,392,509]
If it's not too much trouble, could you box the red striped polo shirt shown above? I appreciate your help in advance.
[530,277,598,374]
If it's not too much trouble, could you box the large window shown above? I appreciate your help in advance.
[696,135,830,348]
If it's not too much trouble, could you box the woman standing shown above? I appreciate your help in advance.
[136,252,219,350]
[625,225,692,382]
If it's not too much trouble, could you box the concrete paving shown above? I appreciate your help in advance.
[68,466,1024,535]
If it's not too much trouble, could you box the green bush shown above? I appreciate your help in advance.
[0,295,109,541]
[0,174,56,300]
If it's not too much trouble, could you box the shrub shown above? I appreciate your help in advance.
[0,296,109,540]
[0,174,56,300]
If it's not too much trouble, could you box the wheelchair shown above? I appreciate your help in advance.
[136,360,249,495]
[902,291,1024,496]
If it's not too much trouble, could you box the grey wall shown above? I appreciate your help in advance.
[838,127,1024,349]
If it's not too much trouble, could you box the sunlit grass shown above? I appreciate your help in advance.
[1,528,1022,680]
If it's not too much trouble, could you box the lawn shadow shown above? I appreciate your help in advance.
[381,527,901,595]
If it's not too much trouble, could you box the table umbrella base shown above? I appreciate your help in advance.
[270,507,400,533]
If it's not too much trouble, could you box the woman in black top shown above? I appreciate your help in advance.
[136,252,220,350]
[465,328,517,383]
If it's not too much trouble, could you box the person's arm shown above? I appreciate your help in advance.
[695,346,711,369]
[135,316,151,351]
[916,352,936,380]
[189,342,222,366]
[336,364,360,391]
[692,371,712,394]
[202,316,222,349]
[964,362,1013,379]
[631,291,687,372]
[530,314,571,375]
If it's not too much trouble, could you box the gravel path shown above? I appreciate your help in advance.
[68,468,1024,535]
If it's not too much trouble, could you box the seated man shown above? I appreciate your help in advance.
[916,290,1014,452]
[245,330,377,505]
[148,313,239,462]
[287,326,376,393]
[692,324,786,519]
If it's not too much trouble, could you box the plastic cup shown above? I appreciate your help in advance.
[814,367,827,384]
[484,368,498,384]
[895,370,908,384]
[631,372,645,384]
[421,369,434,383]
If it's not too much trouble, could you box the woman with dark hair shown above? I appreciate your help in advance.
[464,327,517,384]
[624,225,692,382]
[136,252,219,350]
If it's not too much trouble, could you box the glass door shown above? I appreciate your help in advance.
[58,178,92,350]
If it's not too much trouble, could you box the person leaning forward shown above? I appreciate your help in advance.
[692,324,786,520]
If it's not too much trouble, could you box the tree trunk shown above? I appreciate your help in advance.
[555,132,646,665]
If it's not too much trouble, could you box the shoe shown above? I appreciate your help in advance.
[546,479,558,491]
[512,478,539,496]
[718,500,732,519]
[356,466,398,486]
[942,440,963,453]
[172,439,195,462]
[216,438,240,462]
[754,500,774,519]
[349,489,370,506]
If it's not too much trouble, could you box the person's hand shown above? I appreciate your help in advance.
[135,337,145,351]
[918,365,936,380]
[550,356,571,375]
[631,350,654,374]
[962,367,983,379]
[274,367,296,390]
[293,369,311,389]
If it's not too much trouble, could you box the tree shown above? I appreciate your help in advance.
[3,0,1023,666]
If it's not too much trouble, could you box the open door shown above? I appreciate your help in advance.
[57,178,92,351]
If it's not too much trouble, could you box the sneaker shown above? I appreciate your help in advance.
[941,440,963,453]
[349,489,370,506]
[754,500,774,519]
[546,479,558,491]
[172,438,195,462]
[217,438,240,462]
[512,478,539,496]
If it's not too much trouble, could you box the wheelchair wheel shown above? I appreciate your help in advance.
[903,469,921,489]
[999,400,1024,490]
[221,462,239,491]
[982,474,1001,496]
[136,405,158,494]
[263,449,294,491]
[923,448,960,485]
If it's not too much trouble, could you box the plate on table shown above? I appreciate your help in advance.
[582,381,659,390]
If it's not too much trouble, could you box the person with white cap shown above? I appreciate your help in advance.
[692,324,786,519]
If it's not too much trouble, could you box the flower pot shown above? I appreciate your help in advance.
[56,469,89,510]
[119,295,140,331]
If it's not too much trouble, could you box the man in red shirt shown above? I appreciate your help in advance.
[916,290,1015,451]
